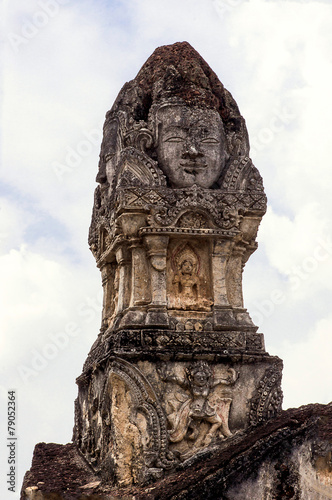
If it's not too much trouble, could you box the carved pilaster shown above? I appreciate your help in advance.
[212,239,233,308]
[114,245,131,316]
[100,262,115,332]
[129,239,151,307]
[144,234,169,327]
[227,245,246,309]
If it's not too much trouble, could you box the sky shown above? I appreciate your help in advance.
[1,0,332,496]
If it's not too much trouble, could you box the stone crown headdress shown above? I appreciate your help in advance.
[97,41,249,184]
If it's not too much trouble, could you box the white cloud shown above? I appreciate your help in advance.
[1,0,332,495]
[259,204,332,274]
[280,315,332,408]
[0,245,100,371]
[230,1,332,220]
[0,198,35,253]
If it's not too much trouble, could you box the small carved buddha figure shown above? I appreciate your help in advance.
[172,247,201,310]
[155,104,228,188]
[172,245,212,311]
[173,256,199,305]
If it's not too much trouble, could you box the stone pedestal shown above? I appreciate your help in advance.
[74,346,282,486]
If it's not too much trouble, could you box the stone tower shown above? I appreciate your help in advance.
[73,41,283,486]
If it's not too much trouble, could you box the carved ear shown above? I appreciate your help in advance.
[124,128,154,152]
[136,129,154,152]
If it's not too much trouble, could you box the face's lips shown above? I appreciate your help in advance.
[180,162,207,173]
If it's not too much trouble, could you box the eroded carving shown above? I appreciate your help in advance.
[166,240,212,314]
[249,365,283,426]
[168,243,211,311]
[159,361,237,459]
[76,358,177,486]
[155,105,228,188]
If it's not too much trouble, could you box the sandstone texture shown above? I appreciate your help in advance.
[22,403,332,499]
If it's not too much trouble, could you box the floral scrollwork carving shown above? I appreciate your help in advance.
[249,365,283,426]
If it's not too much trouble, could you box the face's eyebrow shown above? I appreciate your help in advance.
[196,123,215,130]
[163,125,187,131]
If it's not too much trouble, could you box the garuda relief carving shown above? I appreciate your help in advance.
[159,361,238,460]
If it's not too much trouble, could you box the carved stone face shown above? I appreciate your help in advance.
[156,105,227,188]
[180,259,193,275]
[105,119,120,188]
[193,370,209,387]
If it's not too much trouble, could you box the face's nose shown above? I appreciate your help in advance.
[182,141,203,159]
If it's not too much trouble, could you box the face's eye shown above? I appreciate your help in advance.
[165,137,185,143]
[200,138,219,144]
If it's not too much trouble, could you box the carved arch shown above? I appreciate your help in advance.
[116,147,167,188]
[105,358,176,471]
[176,210,213,229]
[221,156,264,193]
